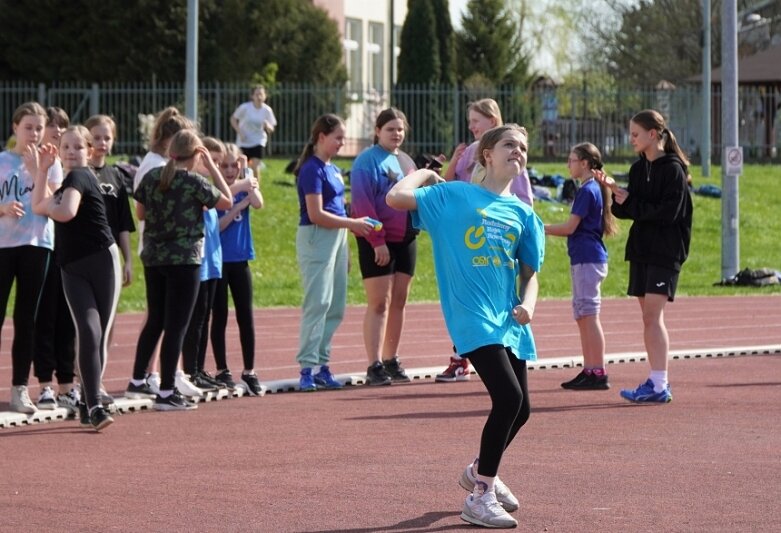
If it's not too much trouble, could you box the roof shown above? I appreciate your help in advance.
[695,44,781,85]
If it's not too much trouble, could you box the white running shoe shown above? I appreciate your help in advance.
[10,385,37,414]
[37,386,58,410]
[57,387,81,410]
[146,372,161,395]
[459,462,520,512]
[460,489,518,529]
[175,371,204,398]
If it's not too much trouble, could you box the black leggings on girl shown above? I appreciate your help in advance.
[134,264,200,391]
[210,261,255,371]
[466,344,530,477]
[60,246,121,410]
[182,278,218,376]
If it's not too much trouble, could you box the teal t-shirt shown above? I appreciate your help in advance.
[412,181,545,360]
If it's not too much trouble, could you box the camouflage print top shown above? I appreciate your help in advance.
[134,167,221,267]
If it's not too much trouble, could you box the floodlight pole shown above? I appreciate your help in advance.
[702,0,711,177]
[721,0,739,279]
[185,0,199,121]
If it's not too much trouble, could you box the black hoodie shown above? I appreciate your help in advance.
[611,153,693,272]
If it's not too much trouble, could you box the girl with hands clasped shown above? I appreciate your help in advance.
[32,126,121,431]
[546,143,618,391]
[595,109,692,404]
[293,114,375,392]
[387,124,545,529]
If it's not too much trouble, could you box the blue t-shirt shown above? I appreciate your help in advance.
[218,191,256,263]
[297,156,346,225]
[412,181,545,360]
[200,208,222,281]
[568,178,607,265]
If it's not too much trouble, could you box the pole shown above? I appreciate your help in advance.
[185,0,198,121]
[721,0,739,279]
[389,0,395,100]
[702,0,711,176]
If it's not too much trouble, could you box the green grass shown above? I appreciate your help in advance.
[115,158,781,312]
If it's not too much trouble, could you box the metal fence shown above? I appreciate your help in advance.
[1,81,778,162]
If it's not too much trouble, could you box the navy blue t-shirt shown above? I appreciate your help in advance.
[567,178,607,265]
[297,156,346,225]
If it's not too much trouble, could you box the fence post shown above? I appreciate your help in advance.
[38,83,46,105]
[90,83,99,117]
[215,81,221,139]
[453,85,460,149]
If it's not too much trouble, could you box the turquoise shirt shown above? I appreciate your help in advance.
[412,181,545,360]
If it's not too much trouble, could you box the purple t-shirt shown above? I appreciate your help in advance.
[568,178,607,265]
[297,156,346,226]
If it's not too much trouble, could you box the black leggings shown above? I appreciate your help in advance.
[210,261,255,371]
[0,245,50,386]
[34,259,76,384]
[133,264,200,391]
[466,344,530,478]
[182,278,217,376]
[61,246,120,410]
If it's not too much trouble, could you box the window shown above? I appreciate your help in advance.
[368,22,384,93]
[344,18,363,95]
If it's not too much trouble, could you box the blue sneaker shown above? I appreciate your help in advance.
[299,368,317,392]
[313,365,343,389]
[620,379,672,403]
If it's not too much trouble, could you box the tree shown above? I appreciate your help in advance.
[432,0,456,85]
[455,0,534,86]
[397,0,441,84]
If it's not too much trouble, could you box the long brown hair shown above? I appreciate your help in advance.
[630,109,690,171]
[293,113,345,177]
[149,106,195,155]
[373,107,408,145]
[571,142,618,238]
[159,129,202,192]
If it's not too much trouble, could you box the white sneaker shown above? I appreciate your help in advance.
[175,371,204,398]
[10,385,37,414]
[57,387,81,410]
[36,386,58,410]
[459,462,520,512]
[146,372,161,395]
[460,489,518,529]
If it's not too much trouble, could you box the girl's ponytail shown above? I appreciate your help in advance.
[158,129,202,192]
[158,159,178,193]
[293,114,345,178]
[599,182,618,238]
[662,127,690,172]
[293,141,316,178]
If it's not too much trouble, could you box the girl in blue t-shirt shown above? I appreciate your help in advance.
[293,114,375,391]
[545,143,617,391]
[387,124,544,529]
[209,142,264,394]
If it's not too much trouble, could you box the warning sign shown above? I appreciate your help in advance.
[725,146,743,176]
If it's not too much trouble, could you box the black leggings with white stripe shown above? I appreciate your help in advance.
[61,245,121,411]
[465,344,530,478]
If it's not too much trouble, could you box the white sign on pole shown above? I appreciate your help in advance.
[725,146,743,176]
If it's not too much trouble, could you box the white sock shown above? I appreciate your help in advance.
[130,378,145,387]
[158,389,173,398]
[474,474,495,496]
[649,370,668,393]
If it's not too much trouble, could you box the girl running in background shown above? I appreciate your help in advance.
[230,85,277,176]
[597,109,692,404]
[350,107,415,386]
[32,126,121,431]
[209,142,263,394]
[0,102,56,414]
[293,114,374,392]
[545,143,618,390]
[387,124,544,529]
[132,130,232,411]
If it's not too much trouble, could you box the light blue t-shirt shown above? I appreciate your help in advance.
[200,208,222,281]
[412,181,545,360]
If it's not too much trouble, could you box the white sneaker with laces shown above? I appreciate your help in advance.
[175,371,204,398]
[460,489,518,529]
[10,385,38,414]
[57,387,81,410]
[146,373,161,395]
[37,386,58,410]
[459,461,520,512]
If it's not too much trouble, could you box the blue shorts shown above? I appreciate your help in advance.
[571,262,608,320]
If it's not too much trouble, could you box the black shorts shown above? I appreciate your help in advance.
[241,145,264,160]
[627,262,679,302]
[356,237,417,279]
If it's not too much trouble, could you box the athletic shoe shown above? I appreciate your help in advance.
[214,369,237,390]
[57,387,81,410]
[99,388,116,409]
[435,357,471,382]
[146,372,161,395]
[562,371,610,391]
[313,365,343,390]
[459,463,519,513]
[382,357,411,383]
[241,372,263,396]
[89,406,114,431]
[125,381,157,400]
[620,379,672,403]
[365,362,392,386]
[460,490,518,529]
[299,368,317,392]
[78,402,91,428]
[190,372,219,392]
[175,370,204,398]
[154,390,197,411]
[36,386,58,410]
[9,385,37,414]
[196,370,226,389]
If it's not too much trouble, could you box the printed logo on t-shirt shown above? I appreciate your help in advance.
[464,207,517,270]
